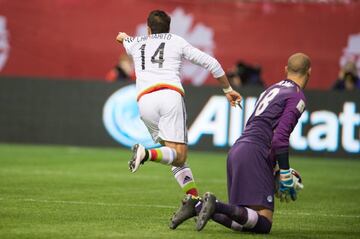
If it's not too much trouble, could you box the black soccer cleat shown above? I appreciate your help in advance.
[196,192,216,231]
[169,195,199,230]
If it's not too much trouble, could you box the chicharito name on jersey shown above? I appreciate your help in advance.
[125,33,173,44]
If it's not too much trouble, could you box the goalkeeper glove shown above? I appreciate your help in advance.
[278,169,297,203]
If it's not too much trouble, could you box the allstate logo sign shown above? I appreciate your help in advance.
[102,84,157,148]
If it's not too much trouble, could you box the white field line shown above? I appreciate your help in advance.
[1,197,359,219]
[276,211,360,219]
[0,169,227,183]
[0,197,175,209]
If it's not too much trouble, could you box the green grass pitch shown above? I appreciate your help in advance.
[0,144,359,238]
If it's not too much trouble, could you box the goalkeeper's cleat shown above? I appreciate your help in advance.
[128,144,146,173]
[169,195,199,230]
[196,192,216,231]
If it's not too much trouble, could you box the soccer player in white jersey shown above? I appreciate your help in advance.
[116,10,242,198]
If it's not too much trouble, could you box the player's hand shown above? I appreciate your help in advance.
[116,32,130,44]
[275,169,304,199]
[294,179,304,191]
[278,169,297,203]
[225,90,242,108]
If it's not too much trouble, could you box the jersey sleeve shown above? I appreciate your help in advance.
[272,92,306,154]
[181,39,225,78]
[123,37,136,56]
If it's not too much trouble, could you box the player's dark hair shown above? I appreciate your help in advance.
[147,10,171,34]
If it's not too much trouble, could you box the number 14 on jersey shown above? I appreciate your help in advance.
[139,42,166,70]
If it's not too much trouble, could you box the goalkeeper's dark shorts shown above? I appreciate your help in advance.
[227,141,275,211]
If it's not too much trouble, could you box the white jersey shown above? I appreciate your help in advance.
[123,33,225,100]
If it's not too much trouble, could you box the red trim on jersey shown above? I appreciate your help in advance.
[137,84,185,101]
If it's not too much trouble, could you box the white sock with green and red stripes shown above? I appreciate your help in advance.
[146,147,176,165]
[171,165,199,197]
[143,147,199,197]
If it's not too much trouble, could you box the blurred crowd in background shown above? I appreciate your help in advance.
[332,61,360,91]
[106,54,360,91]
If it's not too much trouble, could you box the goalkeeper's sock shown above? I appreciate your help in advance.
[216,202,272,233]
[144,147,176,165]
[215,201,249,225]
[194,202,243,231]
[212,213,243,231]
[171,164,199,197]
[212,213,271,233]
[242,215,272,234]
[194,200,271,233]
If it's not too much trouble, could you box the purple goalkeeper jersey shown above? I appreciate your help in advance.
[238,79,306,155]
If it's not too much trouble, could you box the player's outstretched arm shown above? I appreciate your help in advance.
[115,32,130,44]
[216,74,242,107]
[181,42,242,107]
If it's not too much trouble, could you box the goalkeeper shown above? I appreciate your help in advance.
[170,53,311,234]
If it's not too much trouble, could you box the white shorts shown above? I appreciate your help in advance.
[138,89,188,144]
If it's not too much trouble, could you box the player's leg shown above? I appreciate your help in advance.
[196,193,272,233]
[129,141,178,173]
[130,142,199,198]
[212,213,240,230]
[214,206,273,234]
[212,211,272,233]
[241,206,273,233]
[136,140,198,195]
[164,141,187,167]
[165,141,198,197]
[166,146,201,228]
[129,90,181,171]
[135,142,179,166]
[170,194,272,232]
[193,195,235,230]
[197,142,274,233]
[214,200,273,233]
[130,139,186,168]
[130,90,199,196]
[228,141,274,233]
[170,193,240,231]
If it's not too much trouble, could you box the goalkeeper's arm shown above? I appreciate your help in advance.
[275,151,297,202]
[272,96,305,202]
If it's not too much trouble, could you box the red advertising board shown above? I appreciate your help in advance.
[0,0,359,89]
